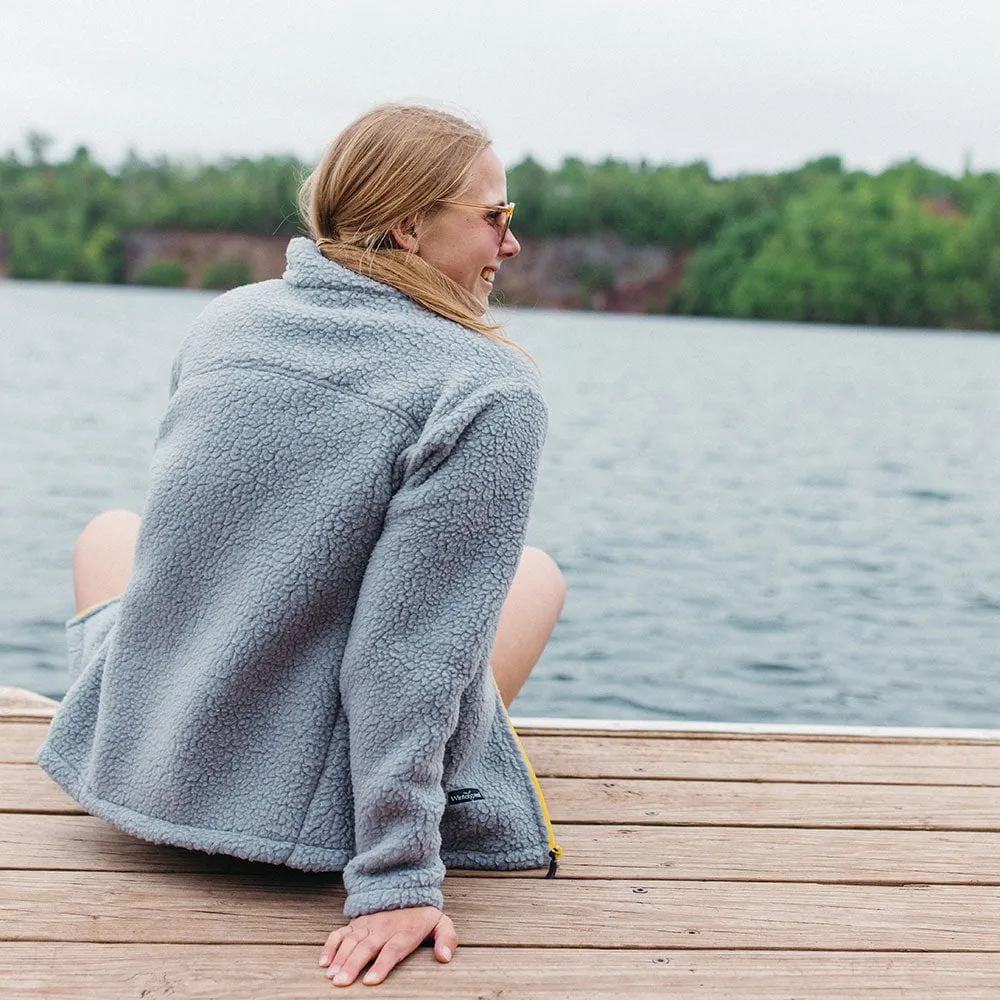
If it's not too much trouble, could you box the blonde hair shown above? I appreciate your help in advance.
[299,103,519,350]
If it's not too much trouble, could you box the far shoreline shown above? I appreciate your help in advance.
[3,273,997,338]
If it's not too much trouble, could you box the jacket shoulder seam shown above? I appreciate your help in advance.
[180,360,422,433]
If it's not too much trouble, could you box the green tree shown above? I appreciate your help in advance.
[1,134,998,330]
[135,259,187,287]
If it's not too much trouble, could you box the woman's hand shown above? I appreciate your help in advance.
[319,905,457,987]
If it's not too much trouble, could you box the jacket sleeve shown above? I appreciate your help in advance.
[338,384,547,917]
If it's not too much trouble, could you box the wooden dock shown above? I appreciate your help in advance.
[2,686,1000,997]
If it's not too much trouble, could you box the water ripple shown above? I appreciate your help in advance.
[904,488,959,502]
[744,660,807,674]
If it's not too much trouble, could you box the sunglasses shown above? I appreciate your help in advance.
[439,200,516,247]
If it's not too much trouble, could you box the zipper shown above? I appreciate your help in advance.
[500,696,562,878]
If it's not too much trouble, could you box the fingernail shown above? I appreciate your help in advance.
[441,946,453,961]
[333,972,350,985]
[326,965,340,979]
[363,972,378,985]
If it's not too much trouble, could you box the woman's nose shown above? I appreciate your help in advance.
[500,229,520,259]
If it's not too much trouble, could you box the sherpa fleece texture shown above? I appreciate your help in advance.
[36,237,553,916]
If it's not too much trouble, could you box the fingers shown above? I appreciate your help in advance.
[330,934,381,987]
[433,913,458,964]
[318,926,349,968]
[357,934,413,986]
[320,922,370,973]
[362,917,455,987]
[318,907,453,987]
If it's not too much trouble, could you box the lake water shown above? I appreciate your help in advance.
[2,279,999,727]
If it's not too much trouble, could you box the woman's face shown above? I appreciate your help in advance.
[408,147,520,307]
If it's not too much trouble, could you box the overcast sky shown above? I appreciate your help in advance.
[5,0,999,177]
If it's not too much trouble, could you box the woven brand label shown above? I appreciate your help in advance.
[446,787,485,805]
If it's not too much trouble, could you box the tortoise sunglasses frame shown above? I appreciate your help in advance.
[437,200,516,248]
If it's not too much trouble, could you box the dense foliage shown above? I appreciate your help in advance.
[0,134,303,284]
[2,133,998,329]
[507,155,1000,329]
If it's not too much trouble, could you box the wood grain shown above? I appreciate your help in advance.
[4,870,1000,950]
[520,734,1000,785]
[6,694,1000,999]
[0,688,56,720]
[10,723,1000,784]
[3,944,998,1000]
[0,764,83,813]
[5,812,1000,885]
[540,776,1000,829]
[0,721,49,763]
[7,764,1000,830]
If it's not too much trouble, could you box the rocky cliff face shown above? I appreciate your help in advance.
[120,230,684,312]
[493,235,683,314]
[121,230,290,287]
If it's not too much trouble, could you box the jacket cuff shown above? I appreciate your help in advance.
[343,882,444,917]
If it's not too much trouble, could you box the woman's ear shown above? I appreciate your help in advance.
[391,218,419,253]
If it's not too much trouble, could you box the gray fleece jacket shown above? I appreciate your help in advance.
[36,237,557,916]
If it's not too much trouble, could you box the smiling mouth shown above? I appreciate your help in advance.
[480,267,497,285]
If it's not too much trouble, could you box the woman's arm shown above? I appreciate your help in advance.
[328,384,546,980]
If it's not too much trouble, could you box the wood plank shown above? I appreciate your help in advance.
[3,945,998,1000]
[514,719,1000,742]
[0,721,49,763]
[8,723,1000,785]
[540,776,1000,830]
[6,812,1000,886]
[0,689,57,720]
[543,824,1000,885]
[9,699,1000,999]
[0,764,84,813]
[0,813,290,875]
[6,764,1000,831]
[4,871,1000,950]
[520,734,1000,785]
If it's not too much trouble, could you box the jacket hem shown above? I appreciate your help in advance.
[36,744,353,871]
[36,744,552,875]
[440,844,551,870]
[67,595,121,627]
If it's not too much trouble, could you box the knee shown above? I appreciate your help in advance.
[73,509,141,561]
[83,509,141,531]
[521,546,567,613]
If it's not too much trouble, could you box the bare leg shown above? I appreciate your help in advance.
[491,546,566,708]
[72,509,141,614]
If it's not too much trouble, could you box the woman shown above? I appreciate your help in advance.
[36,104,566,988]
